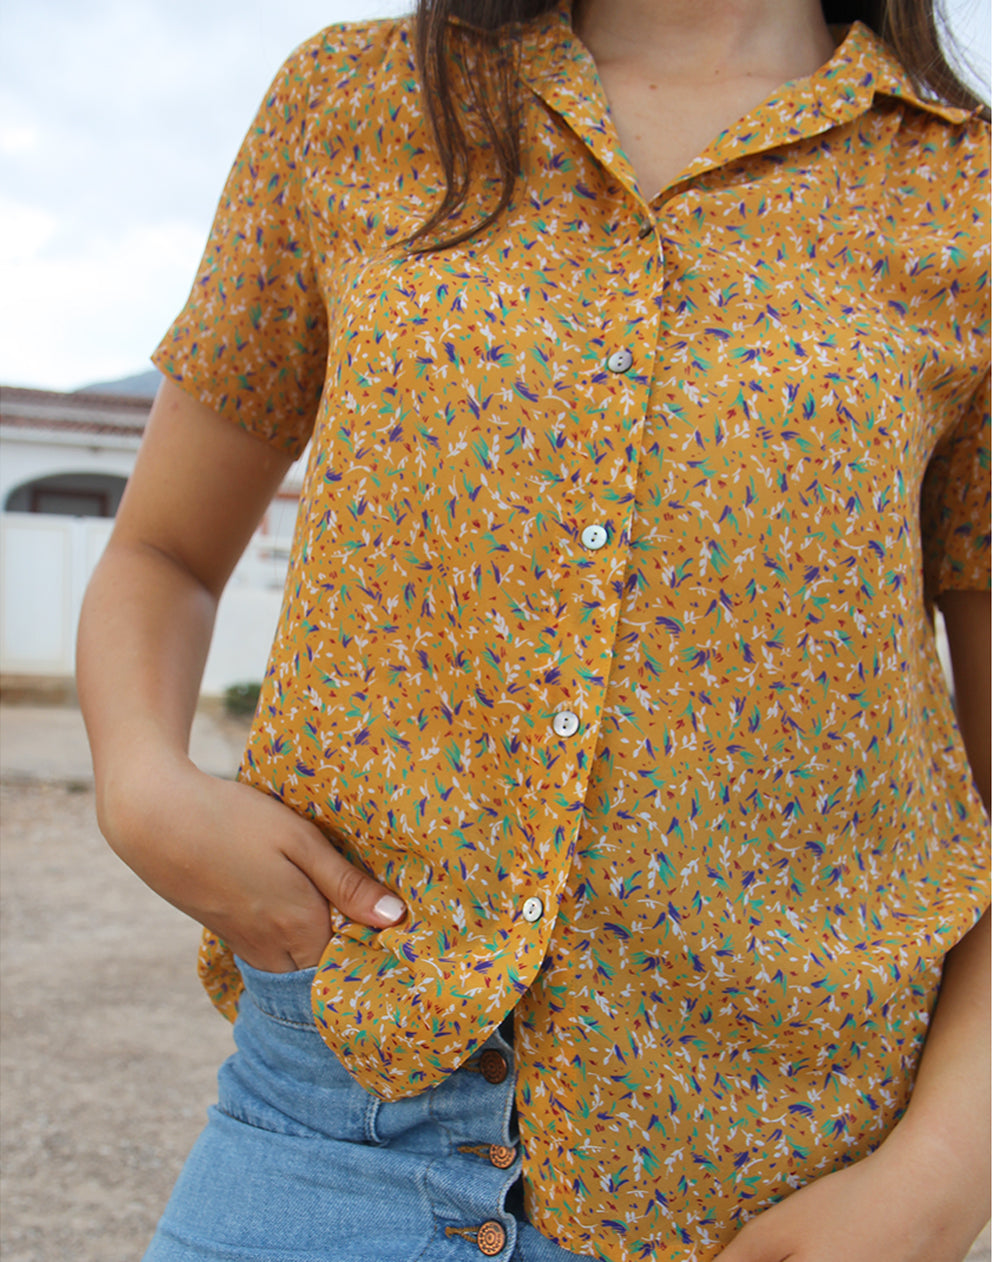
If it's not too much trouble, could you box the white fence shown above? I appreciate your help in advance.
[0,512,288,695]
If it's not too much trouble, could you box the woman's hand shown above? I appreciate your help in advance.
[77,381,405,972]
[99,744,405,972]
[714,1128,984,1262]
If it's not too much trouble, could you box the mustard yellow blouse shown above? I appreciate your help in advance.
[154,4,991,1258]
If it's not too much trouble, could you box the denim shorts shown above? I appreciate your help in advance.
[142,959,590,1261]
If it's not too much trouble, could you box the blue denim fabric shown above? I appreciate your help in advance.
[143,960,590,1261]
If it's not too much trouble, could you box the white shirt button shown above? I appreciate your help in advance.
[580,524,608,550]
[521,897,544,923]
[552,710,580,737]
[606,348,633,373]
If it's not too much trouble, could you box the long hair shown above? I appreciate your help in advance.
[404,0,990,253]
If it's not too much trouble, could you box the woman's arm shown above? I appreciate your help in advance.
[77,380,406,972]
[885,593,990,1222]
[941,591,991,810]
[79,380,288,783]
[890,591,991,1225]
[715,590,991,1262]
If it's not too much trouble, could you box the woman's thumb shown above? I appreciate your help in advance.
[298,828,406,928]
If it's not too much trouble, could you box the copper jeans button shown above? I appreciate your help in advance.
[477,1220,507,1255]
[488,1143,516,1169]
[478,1049,508,1084]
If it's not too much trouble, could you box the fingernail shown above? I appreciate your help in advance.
[373,894,406,924]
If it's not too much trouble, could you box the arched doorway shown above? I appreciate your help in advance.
[4,472,127,518]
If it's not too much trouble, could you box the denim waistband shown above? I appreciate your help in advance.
[233,958,318,1025]
[144,957,585,1261]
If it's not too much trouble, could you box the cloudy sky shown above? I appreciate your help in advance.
[2,0,988,392]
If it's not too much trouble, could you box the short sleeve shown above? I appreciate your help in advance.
[921,369,992,604]
[151,44,327,458]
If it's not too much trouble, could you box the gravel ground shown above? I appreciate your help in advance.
[2,778,989,1261]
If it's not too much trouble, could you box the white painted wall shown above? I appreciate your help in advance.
[1,512,290,694]
[202,585,284,695]
[1,429,140,510]
[1,415,309,694]
[1,513,114,675]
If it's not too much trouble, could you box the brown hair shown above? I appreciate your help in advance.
[404,0,991,253]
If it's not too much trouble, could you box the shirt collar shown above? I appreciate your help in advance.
[514,0,975,204]
[806,16,976,125]
[519,0,975,125]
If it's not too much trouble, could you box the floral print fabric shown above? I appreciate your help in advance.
[153,5,990,1258]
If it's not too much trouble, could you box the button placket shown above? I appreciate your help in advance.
[552,710,580,737]
[477,1048,509,1084]
[476,1221,507,1256]
[580,523,608,550]
[444,1221,508,1256]
[488,1143,516,1169]
[521,896,544,923]
[455,1141,518,1169]
[606,347,634,373]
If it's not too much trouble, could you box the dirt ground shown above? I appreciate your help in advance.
[1,781,234,1261]
[2,777,990,1262]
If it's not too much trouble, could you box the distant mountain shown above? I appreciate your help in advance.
[76,368,162,398]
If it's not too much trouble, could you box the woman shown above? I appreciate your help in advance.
[76,0,991,1258]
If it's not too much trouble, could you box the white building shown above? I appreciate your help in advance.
[0,384,304,695]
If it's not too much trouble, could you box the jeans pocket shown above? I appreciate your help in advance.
[224,957,379,1143]
[234,956,320,1031]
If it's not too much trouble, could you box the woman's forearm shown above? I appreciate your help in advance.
[940,591,992,811]
[73,382,407,963]
[76,379,293,828]
[885,590,992,1234]
[77,539,218,812]
[886,907,991,1241]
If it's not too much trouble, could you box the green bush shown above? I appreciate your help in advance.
[223,681,262,717]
